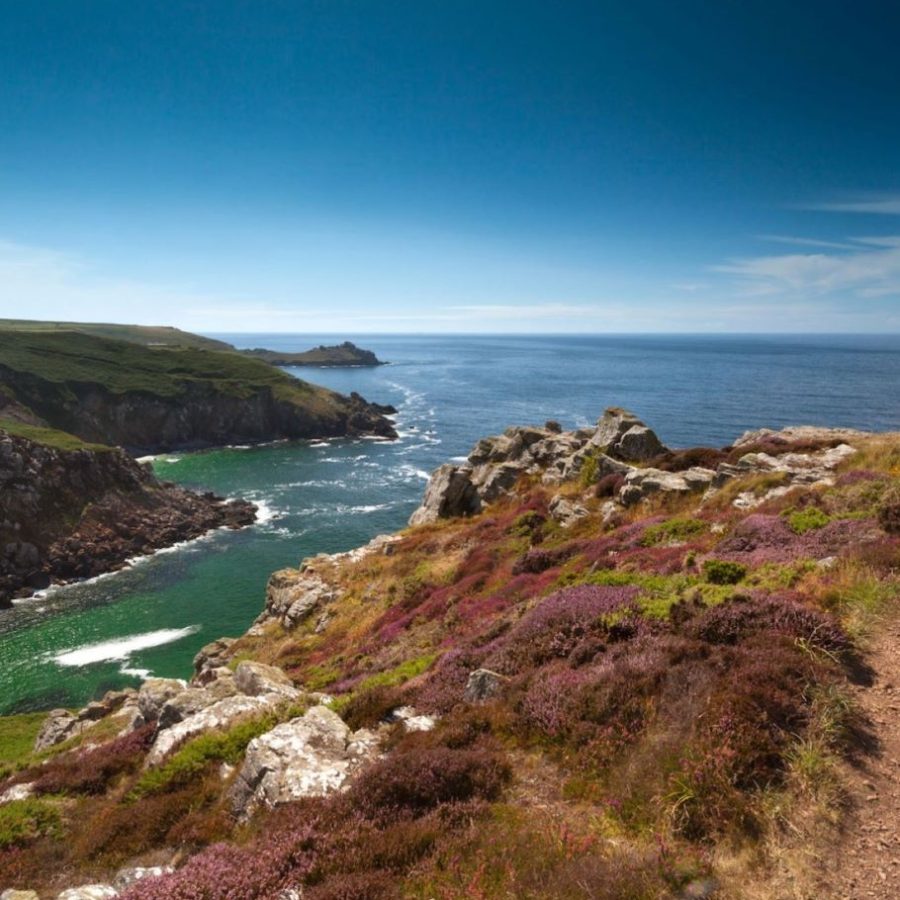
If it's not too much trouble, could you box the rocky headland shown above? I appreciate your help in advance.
[240,341,385,367]
[0,328,396,455]
[0,428,255,606]
[1,408,899,898]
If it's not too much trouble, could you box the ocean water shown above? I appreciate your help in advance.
[1,333,899,714]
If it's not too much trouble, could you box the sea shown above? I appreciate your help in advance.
[2,333,899,714]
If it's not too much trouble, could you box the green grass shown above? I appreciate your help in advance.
[354,653,437,694]
[0,798,61,848]
[785,507,831,534]
[0,418,112,452]
[641,517,707,546]
[0,318,233,351]
[0,712,47,776]
[0,329,328,402]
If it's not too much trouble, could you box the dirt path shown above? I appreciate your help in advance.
[826,623,900,899]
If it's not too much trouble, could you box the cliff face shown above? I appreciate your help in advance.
[0,365,395,454]
[0,430,255,605]
[0,329,396,454]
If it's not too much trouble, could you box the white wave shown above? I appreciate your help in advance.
[309,441,330,448]
[253,499,283,525]
[120,666,151,679]
[53,627,199,668]
[351,503,392,513]
[450,456,468,462]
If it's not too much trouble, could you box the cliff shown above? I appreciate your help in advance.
[0,425,255,606]
[0,329,396,454]
[2,410,899,898]
[241,341,384,367]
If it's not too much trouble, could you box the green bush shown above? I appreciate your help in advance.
[703,559,747,585]
[785,507,831,535]
[0,798,61,848]
[641,518,707,546]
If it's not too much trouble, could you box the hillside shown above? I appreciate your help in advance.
[0,319,233,352]
[1,409,898,898]
[0,329,396,454]
[241,341,384,367]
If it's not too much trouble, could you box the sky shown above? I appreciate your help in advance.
[1,0,899,334]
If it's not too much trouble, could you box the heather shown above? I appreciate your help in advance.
[1,426,898,897]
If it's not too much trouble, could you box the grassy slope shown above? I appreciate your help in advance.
[0,419,112,452]
[0,319,233,352]
[0,328,335,406]
[1,433,897,897]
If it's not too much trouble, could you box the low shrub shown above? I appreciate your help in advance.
[33,725,154,796]
[641,518,707,546]
[877,486,900,535]
[595,472,626,498]
[0,799,61,849]
[348,745,511,822]
[703,559,747,585]
[785,506,831,534]
[340,684,405,731]
[687,593,850,654]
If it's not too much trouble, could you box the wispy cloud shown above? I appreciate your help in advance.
[802,193,900,215]
[755,234,858,251]
[714,234,900,299]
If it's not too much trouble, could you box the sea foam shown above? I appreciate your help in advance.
[52,626,199,668]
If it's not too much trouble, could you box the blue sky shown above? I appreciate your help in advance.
[1,0,899,333]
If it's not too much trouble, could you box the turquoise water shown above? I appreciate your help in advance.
[2,334,899,714]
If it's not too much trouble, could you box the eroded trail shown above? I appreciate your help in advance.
[823,621,900,899]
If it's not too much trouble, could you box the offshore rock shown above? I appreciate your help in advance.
[230,705,379,817]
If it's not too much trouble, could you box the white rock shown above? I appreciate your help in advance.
[230,705,379,817]
[0,782,34,804]
[56,886,118,900]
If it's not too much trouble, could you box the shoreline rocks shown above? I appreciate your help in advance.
[0,431,257,606]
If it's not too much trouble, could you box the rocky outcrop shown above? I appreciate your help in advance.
[34,689,138,751]
[230,705,379,817]
[256,534,399,632]
[409,408,666,525]
[589,407,667,461]
[619,466,717,507]
[0,431,256,605]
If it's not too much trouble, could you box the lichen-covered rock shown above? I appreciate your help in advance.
[0,782,34,804]
[388,706,436,732]
[409,464,482,525]
[1,890,40,900]
[56,886,118,900]
[33,709,80,751]
[619,467,716,506]
[137,678,186,723]
[230,705,379,817]
[262,568,338,630]
[147,693,284,765]
[193,637,236,682]
[548,495,590,527]
[234,661,300,698]
[590,408,667,461]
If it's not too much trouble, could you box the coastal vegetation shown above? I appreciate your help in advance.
[0,412,897,897]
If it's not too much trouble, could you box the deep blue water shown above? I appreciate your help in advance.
[1,334,898,713]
